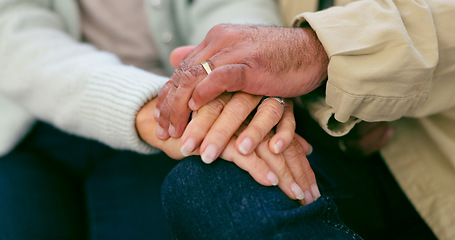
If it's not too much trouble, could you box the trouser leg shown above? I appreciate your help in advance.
[85,149,177,240]
[0,125,86,239]
[161,156,362,240]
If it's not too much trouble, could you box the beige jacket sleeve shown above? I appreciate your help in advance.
[293,0,455,136]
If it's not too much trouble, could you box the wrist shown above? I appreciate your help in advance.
[300,24,329,90]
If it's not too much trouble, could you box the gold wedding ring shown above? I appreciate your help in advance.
[201,61,212,75]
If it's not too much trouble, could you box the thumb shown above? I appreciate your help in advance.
[170,46,196,68]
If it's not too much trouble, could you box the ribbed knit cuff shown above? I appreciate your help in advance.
[79,65,167,154]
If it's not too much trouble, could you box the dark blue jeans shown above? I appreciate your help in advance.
[0,122,177,240]
[162,124,437,240]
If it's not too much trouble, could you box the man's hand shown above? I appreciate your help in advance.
[136,98,187,159]
[339,122,394,157]
[156,24,329,138]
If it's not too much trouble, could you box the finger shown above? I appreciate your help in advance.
[349,124,394,156]
[159,24,246,133]
[189,64,248,110]
[349,121,386,138]
[179,93,233,156]
[294,134,319,203]
[255,137,301,201]
[219,137,276,187]
[156,81,177,140]
[294,133,313,156]
[199,93,262,164]
[167,60,216,138]
[267,99,298,154]
[170,46,197,68]
[155,81,173,121]
[158,41,217,138]
[280,136,313,205]
[235,97,285,156]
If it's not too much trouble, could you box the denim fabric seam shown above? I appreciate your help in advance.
[321,197,363,240]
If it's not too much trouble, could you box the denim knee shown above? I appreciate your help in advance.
[161,157,363,240]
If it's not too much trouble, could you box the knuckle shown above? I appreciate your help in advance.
[275,160,289,179]
[258,103,283,123]
[246,124,267,142]
[170,68,186,83]
[222,101,251,122]
[288,139,306,157]
[208,125,232,140]
[180,67,201,87]
[287,117,297,131]
[197,93,232,117]
[208,24,226,36]
[236,64,250,89]
[248,158,264,174]
[200,98,226,116]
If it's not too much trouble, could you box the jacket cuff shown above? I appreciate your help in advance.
[293,1,436,122]
[80,65,167,154]
[303,94,360,137]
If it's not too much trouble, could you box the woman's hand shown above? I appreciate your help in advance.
[137,95,319,204]
[176,92,317,204]
[177,93,311,163]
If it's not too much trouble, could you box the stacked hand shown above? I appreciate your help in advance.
[155,24,329,138]
[137,94,318,205]
[135,38,322,204]
[138,23,394,205]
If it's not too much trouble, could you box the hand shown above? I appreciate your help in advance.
[138,96,319,204]
[156,24,329,138]
[339,121,394,157]
[178,92,312,163]
[179,91,316,204]
[136,98,188,159]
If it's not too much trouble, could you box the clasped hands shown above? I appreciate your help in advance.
[140,24,393,206]
[140,24,330,205]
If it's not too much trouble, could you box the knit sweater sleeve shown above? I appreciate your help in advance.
[0,1,165,154]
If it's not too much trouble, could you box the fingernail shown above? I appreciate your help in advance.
[274,139,284,154]
[168,124,176,138]
[304,190,314,205]
[156,125,167,138]
[306,144,313,156]
[291,182,305,200]
[189,98,196,110]
[266,172,279,186]
[153,108,160,119]
[181,138,196,157]
[311,184,321,199]
[239,138,252,155]
[201,144,218,164]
